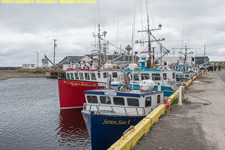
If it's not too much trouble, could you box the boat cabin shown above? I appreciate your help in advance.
[65,69,122,83]
[83,89,164,116]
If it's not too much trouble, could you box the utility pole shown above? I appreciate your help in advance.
[53,39,57,66]
[204,44,206,64]
[35,51,39,68]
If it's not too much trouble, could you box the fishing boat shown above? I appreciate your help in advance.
[172,64,197,82]
[82,79,164,150]
[58,24,124,109]
[58,67,122,109]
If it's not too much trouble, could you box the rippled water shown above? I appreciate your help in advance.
[0,78,90,150]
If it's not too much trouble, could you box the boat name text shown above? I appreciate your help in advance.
[102,119,130,125]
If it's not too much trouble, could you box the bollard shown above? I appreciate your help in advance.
[178,86,183,105]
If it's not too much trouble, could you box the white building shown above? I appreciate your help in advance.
[42,58,49,68]
[22,64,36,69]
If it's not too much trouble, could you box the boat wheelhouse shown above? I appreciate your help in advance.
[111,58,177,97]
[172,65,197,82]
[82,81,164,150]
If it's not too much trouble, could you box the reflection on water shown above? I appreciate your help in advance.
[0,78,90,150]
[56,109,91,149]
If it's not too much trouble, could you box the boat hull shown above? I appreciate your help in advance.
[82,111,144,150]
[58,79,104,109]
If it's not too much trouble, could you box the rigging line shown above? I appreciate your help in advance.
[101,38,126,53]
[182,22,184,48]
[184,93,212,105]
[116,7,119,53]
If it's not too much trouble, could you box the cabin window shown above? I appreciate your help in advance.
[87,96,98,103]
[141,73,149,80]
[103,72,108,78]
[157,95,161,104]
[112,72,117,78]
[163,73,167,80]
[74,73,79,80]
[131,73,139,81]
[113,97,125,105]
[127,98,139,106]
[145,97,152,107]
[152,73,160,80]
[97,72,101,78]
[100,96,111,104]
[185,74,189,78]
[173,73,175,79]
[79,73,84,80]
[66,73,70,79]
[91,73,96,80]
[85,73,90,80]
[70,73,74,80]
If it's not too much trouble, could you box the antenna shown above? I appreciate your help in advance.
[116,8,119,53]
[94,12,97,48]
[140,0,144,45]
[97,0,100,24]
[182,23,184,48]
[132,0,136,63]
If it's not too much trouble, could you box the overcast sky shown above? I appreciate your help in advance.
[0,0,225,67]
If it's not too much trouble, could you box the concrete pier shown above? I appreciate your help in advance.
[135,71,225,150]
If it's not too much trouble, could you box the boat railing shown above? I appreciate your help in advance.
[83,103,146,116]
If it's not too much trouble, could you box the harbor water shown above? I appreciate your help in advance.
[0,78,91,150]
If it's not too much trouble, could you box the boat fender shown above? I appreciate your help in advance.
[162,101,171,110]
[182,82,187,90]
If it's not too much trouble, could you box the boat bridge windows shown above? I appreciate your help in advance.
[127,98,139,106]
[100,96,111,104]
[145,97,152,107]
[74,73,79,80]
[79,72,84,80]
[66,73,70,79]
[112,72,118,78]
[130,73,139,81]
[103,72,109,78]
[85,73,90,80]
[163,73,167,80]
[152,73,160,81]
[141,73,150,80]
[87,96,98,103]
[86,95,141,107]
[70,73,74,80]
[91,73,97,80]
[113,97,125,105]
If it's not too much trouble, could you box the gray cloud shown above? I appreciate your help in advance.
[0,0,225,66]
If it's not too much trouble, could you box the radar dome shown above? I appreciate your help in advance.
[128,63,138,70]
[140,80,155,91]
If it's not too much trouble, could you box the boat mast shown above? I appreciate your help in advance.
[146,2,151,69]
[98,24,101,70]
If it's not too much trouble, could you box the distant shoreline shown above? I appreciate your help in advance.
[0,70,46,80]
